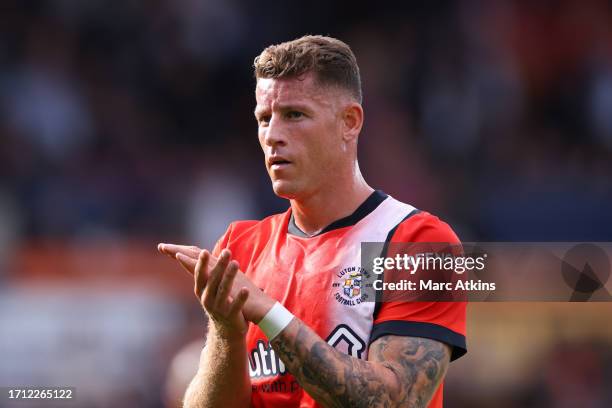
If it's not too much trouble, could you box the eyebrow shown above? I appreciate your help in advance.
[254,103,311,117]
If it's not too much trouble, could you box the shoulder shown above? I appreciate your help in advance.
[223,211,289,242]
[213,210,289,257]
[390,208,460,244]
[212,211,288,270]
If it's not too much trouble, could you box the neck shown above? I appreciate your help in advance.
[290,163,374,236]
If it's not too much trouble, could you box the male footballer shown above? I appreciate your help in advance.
[159,35,466,408]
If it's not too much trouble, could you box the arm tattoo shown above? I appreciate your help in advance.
[274,337,297,363]
[271,320,450,408]
[369,335,450,407]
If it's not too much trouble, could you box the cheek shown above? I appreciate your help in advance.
[257,128,264,145]
[320,123,344,157]
[306,139,337,175]
[258,130,268,153]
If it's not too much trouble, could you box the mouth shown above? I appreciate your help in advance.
[268,156,292,169]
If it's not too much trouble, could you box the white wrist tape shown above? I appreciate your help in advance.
[257,302,294,340]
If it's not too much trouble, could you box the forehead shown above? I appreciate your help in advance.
[255,74,335,111]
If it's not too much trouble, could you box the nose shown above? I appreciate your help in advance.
[262,114,287,147]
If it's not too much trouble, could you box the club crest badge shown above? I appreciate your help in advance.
[343,272,361,298]
[332,266,371,306]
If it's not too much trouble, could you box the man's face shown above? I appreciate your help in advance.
[255,73,346,200]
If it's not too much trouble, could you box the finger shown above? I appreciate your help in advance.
[203,249,231,307]
[194,250,210,298]
[159,243,201,259]
[215,260,239,307]
[176,252,198,275]
[229,288,249,316]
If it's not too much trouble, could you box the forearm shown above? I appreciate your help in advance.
[184,326,251,408]
[160,244,448,407]
[270,319,402,408]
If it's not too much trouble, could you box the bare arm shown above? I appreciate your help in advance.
[159,243,450,407]
[176,248,252,408]
[184,325,250,408]
[184,332,250,407]
[271,318,450,408]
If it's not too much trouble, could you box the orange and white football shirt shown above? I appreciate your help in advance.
[212,190,467,407]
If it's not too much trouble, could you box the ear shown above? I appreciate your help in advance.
[341,102,364,143]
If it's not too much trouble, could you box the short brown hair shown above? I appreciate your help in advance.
[254,35,362,103]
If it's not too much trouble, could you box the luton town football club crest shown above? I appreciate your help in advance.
[332,266,371,306]
[343,273,361,298]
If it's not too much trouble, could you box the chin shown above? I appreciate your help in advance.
[271,180,300,200]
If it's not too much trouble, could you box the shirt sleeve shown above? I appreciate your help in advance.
[369,211,468,361]
[211,220,259,259]
[212,223,235,258]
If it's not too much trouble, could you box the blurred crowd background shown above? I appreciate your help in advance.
[1,0,611,407]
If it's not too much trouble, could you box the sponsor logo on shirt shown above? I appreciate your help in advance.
[249,340,287,378]
[249,325,367,381]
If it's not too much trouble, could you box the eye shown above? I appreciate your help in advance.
[286,111,304,119]
[258,114,271,125]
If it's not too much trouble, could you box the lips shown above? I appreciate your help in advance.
[268,156,292,168]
